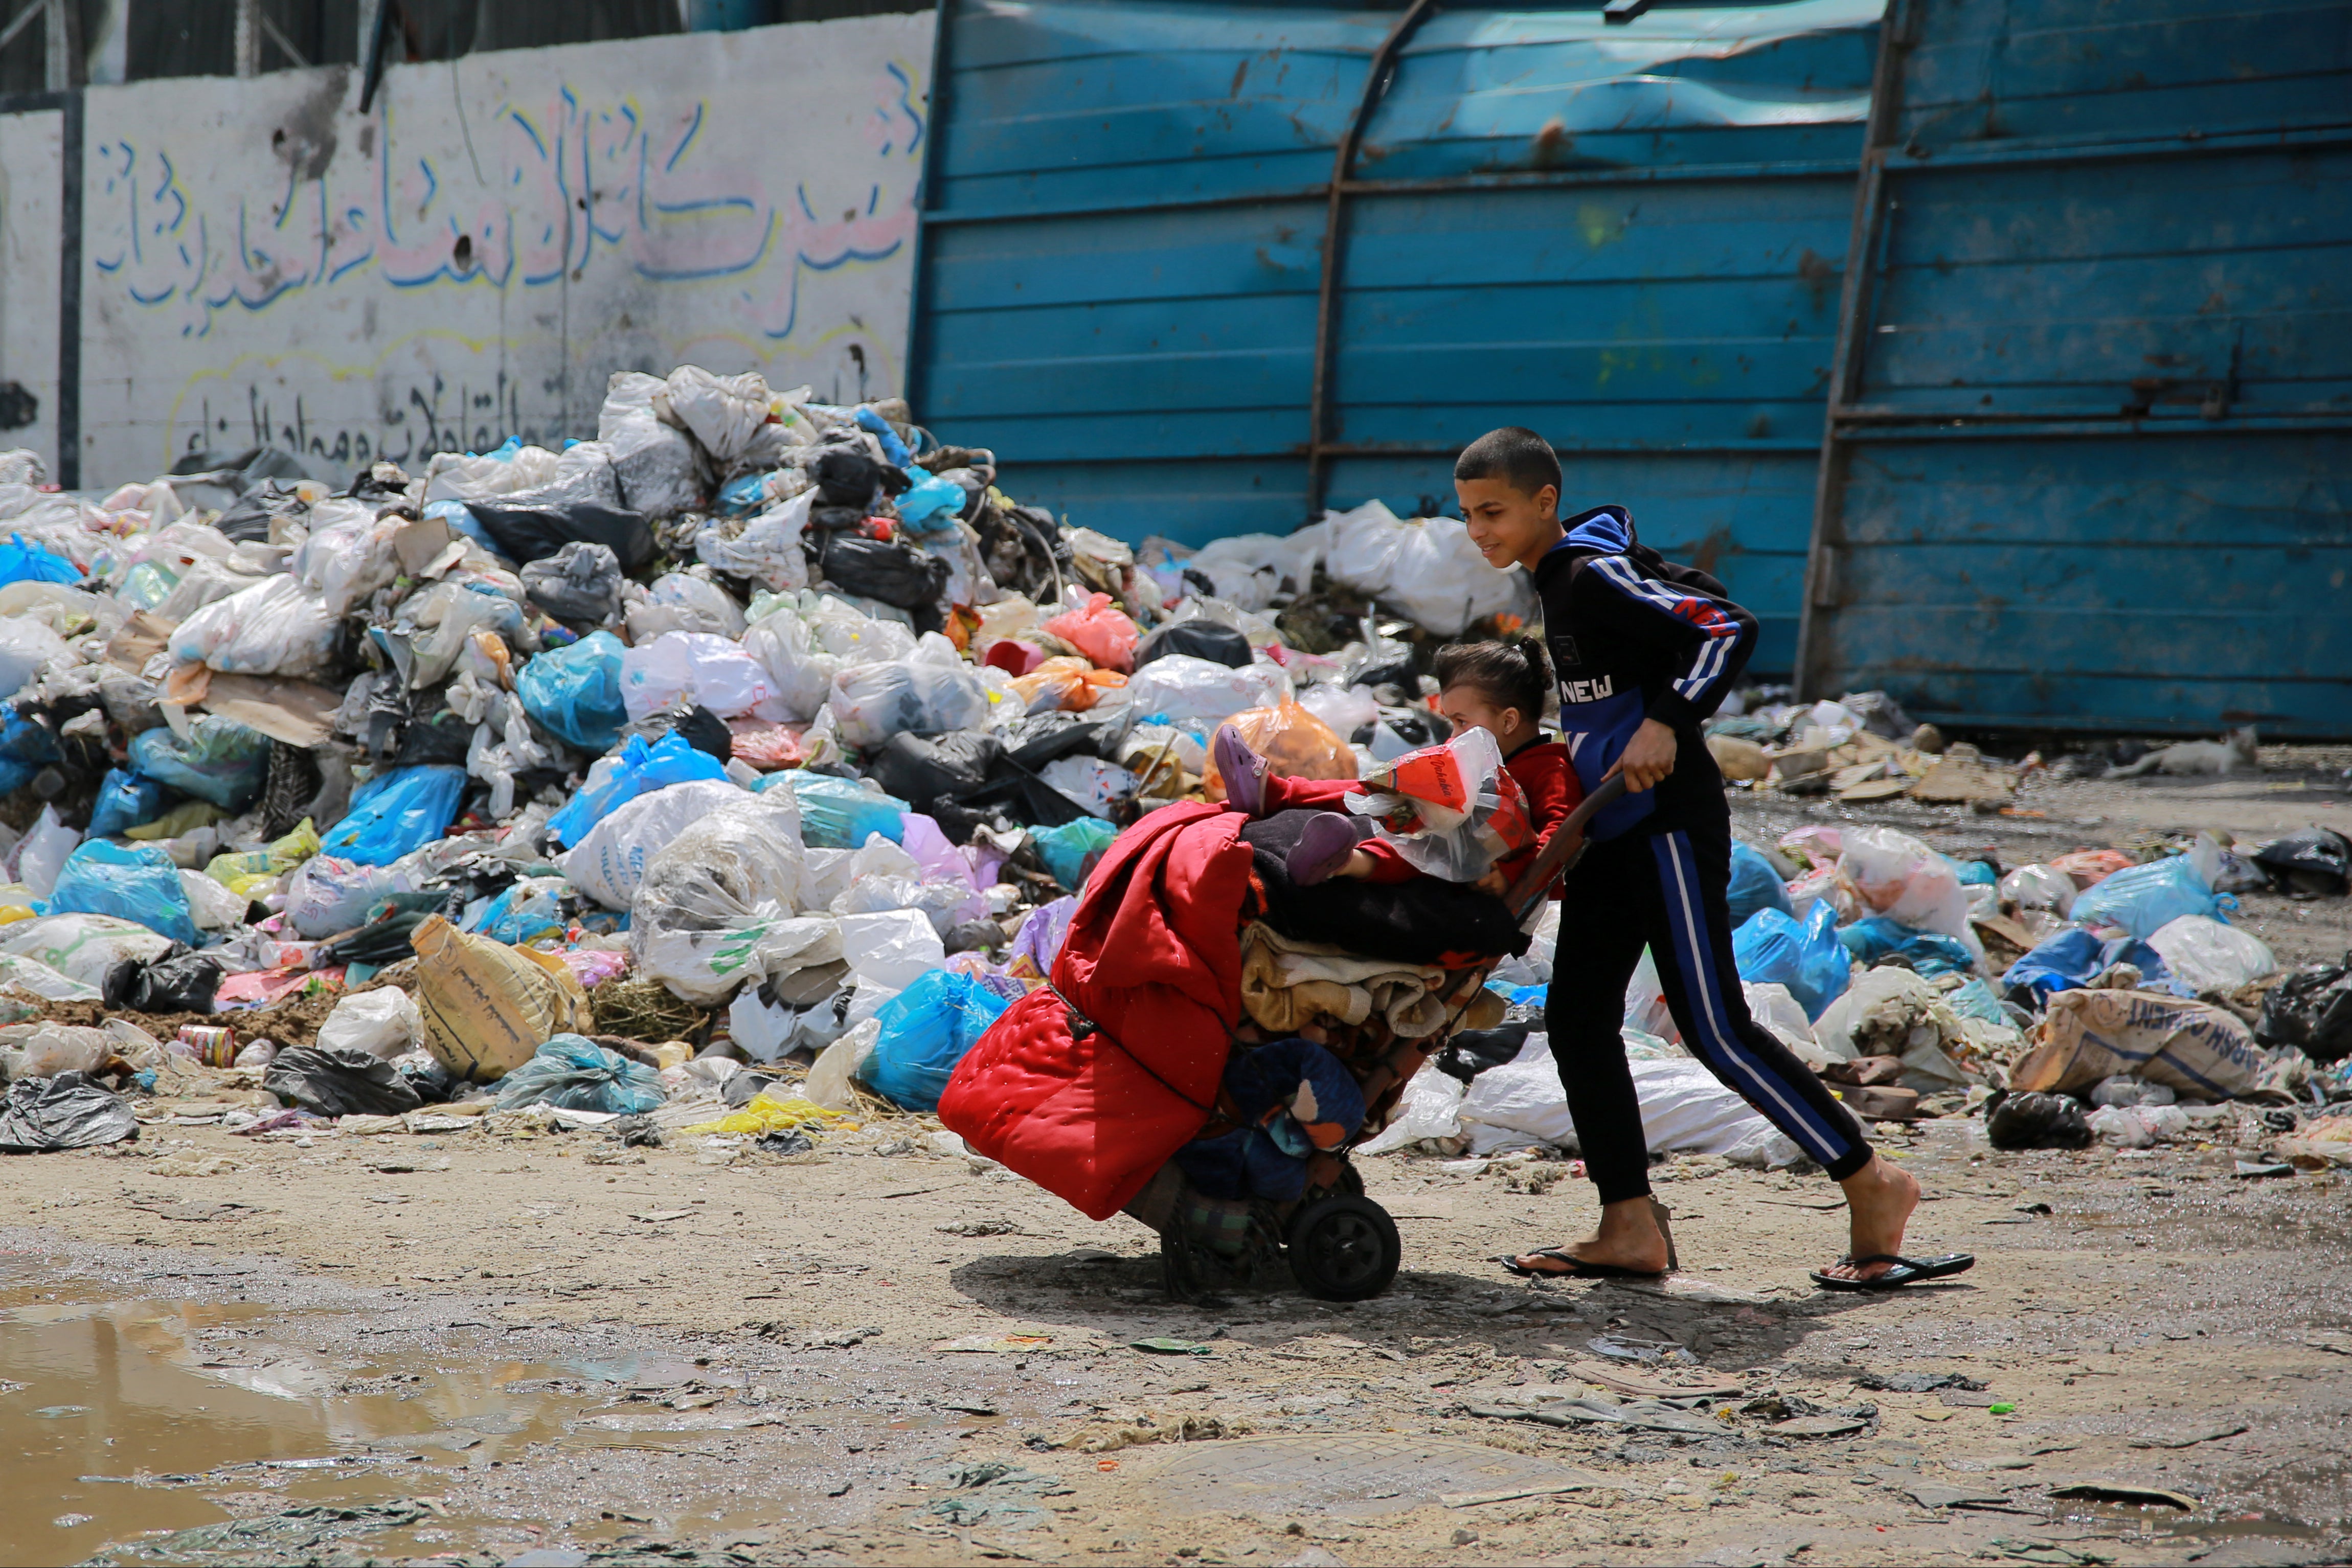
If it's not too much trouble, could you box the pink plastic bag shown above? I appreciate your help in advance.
[1043,592,1140,673]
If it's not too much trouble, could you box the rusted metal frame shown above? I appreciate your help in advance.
[1876,118,2352,173]
[1793,0,1916,702]
[901,0,955,413]
[1304,0,1442,519]
[916,157,1857,229]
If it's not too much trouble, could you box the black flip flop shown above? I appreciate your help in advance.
[1810,1252,1976,1292]
[1495,1249,1664,1281]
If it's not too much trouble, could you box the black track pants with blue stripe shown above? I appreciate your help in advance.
[1546,819,1870,1204]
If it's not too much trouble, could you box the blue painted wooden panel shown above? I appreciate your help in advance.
[1803,0,2352,736]
[911,0,1883,675]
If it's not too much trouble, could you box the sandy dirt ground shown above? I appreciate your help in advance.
[2,762,2347,1568]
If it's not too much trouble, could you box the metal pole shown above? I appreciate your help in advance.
[234,0,259,76]
[1303,0,1439,521]
[42,0,80,90]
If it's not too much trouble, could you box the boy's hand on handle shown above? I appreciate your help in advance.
[1604,718,1678,793]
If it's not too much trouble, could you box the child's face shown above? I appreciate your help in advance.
[1457,475,1560,573]
[1439,685,1525,743]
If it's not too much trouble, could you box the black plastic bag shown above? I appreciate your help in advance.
[2255,953,2352,1063]
[1985,1090,2091,1150]
[1135,619,1253,671]
[820,534,950,610]
[1436,1025,1531,1084]
[943,919,1006,956]
[998,713,1109,771]
[391,708,474,768]
[207,480,312,543]
[0,1071,139,1152]
[871,730,1004,809]
[2252,827,2352,898]
[464,499,657,574]
[812,448,886,507]
[103,950,224,1014]
[521,540,624,624]
[263,1046,425,1118]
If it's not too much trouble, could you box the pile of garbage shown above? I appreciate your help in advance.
[1376,813,2352,1170]
[0,368,1538,1154]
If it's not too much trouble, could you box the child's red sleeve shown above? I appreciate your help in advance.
[1506,742,1580,853]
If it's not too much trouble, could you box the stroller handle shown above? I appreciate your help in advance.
[1504,772,1629,923]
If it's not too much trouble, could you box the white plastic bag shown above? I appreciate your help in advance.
[1743,981,1830,1069]
[1123,653,1291,731]
[696,491,814,593]
[422,443,563,503]
[837,908,945,992]
[0,913,174,987]
[292,503,402,616]
[498,440,622,509]
[1358,1067,1466,1155]
[1838,826,1977,950]
[2146,914,2276,992]
[2086,1103,2191,1148]
[0,1022,116,1082]
[1998,863,2077,918]
[286,854,413,940]
[803,1016,880,1112]
[10,807,80,899]
[628,793,826,1005]
[741,601,843,723]
[805,594,919,663]
[599,371,704,518]
[828,656,992,749]
[660,366,772,466]
[0,617,74,698]
[560,778,748,912]
[1320,500,1531,637]
[1295,681,1380,740]
[624,570,747,643]
[0,952,100,1002]
[168,573,340,676]
[317,988,426,1060]
[619,630,786,721]
[178,869,251,931]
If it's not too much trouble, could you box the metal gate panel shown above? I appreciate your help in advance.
[911,0,1882,674]
[1797,0,2352,734]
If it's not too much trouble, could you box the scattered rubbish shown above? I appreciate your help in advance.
[2046,1482,2195,1510]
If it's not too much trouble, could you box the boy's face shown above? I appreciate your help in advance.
[1457,476,1561,573]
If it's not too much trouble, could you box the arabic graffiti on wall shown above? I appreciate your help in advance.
[71,16,933,478]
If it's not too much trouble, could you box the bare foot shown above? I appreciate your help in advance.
[1510,1195,1669,1276]
[1816,1154,1921,1283]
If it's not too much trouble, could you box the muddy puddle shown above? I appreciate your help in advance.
[0,1254,830,1566]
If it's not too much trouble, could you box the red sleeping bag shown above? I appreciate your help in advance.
[939,802,1254,1220]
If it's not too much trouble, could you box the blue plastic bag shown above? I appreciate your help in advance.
[2070,855,2231,940]
[129,718,272,810]
[781,771,908,849]
[319,765,468,866]
[493,1034,665,1115]
[715,473,771,516]
[1837,914,1977,978]
[87,768,166,838]
[468,877,570,944]
[545,730,728,847]
[44,839,199,945]
[1957,858,1999,887]
[0,705,59,796]
[864,971,1012,1112]
[1731,901,1850,1020]
[516,630,629,753]
[1033,816,1119,892]
[0,534,79,586]
[853,405,916,467]
[1727,840,1794,928]
[2001,928,2178,1004]
[895,467,967,532]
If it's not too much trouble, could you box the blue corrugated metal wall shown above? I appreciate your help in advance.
[910,0,1883,674]
[1796,0,2352,736]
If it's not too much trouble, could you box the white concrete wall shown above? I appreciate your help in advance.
[63,14,933,484]
[0,109,63,476]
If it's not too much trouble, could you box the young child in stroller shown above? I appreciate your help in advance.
[1214,635,1580,895]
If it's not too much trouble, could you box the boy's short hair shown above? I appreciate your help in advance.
[1434,634,1552,722]
[1454,426,1561,501]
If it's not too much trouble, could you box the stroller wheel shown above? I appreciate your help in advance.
[1285,1196,1400,1301]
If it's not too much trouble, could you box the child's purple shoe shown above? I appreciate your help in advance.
[1213,724,1270,816]
[1286,812,1361,886]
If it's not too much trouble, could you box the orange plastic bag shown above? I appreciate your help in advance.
[1203,701,1355,802]
[2051,848,2135,889]
[1010,655,1127,713]
[1042,592,1140,673]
